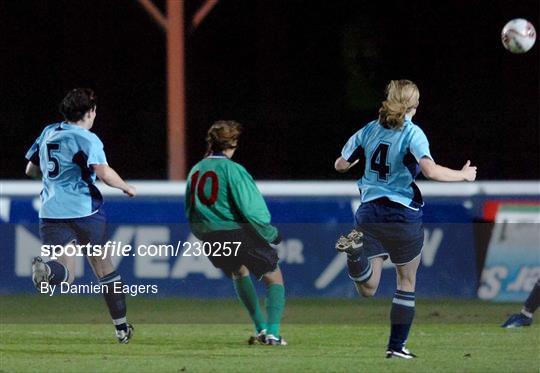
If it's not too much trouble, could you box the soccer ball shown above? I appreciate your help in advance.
[501,18,536,54]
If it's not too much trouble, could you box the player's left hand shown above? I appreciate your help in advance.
[461,160,477,182]
[124,185,137,197]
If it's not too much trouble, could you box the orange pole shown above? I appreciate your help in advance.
[192,0,218,30]
[166,0,186,179]
[137,0,168,31]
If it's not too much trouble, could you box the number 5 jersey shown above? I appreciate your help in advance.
[25,122,107,218]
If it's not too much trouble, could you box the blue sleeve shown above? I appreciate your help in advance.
[341,128,364,162]
[25,139,40,165]
[83,134,108,166]
[410,127,433,162]
[25,126,51,164]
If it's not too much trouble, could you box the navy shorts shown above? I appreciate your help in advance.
[355,198,424,265]
[200,228,279,279]
[39,209,107,249]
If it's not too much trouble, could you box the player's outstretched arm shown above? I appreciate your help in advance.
[334,157,359,173]
[419,158,477,182]
[25,161,42,179]
[93,164,136,197]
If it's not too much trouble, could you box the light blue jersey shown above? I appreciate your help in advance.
[341,118,432,210]
[25,122,108,218]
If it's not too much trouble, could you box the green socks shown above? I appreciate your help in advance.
[234,276,286,337]
[266,283,285,337]
[233,275,266,333]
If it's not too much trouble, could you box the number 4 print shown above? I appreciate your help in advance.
[370,142,390,181]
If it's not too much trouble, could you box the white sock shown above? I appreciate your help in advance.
[520,308,533,319]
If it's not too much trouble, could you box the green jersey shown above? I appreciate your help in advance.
[185,154,279,243]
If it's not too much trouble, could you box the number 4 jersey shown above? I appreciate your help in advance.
[25,122,107,218]
[341,118,433,210]
[185,154,279,243]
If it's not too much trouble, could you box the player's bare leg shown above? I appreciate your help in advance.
[353,257,384,297]
[87,254,132,343]
[231,264,250,279]
[386,254,421,359]
[32,240,76,291]
[395,255,419,292]
[262,267,283,285]
[87,254,115,278]
[55,252,76,284]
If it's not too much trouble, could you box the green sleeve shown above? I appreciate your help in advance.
[228,164,279,243]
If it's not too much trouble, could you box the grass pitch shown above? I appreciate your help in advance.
[1,296,538,372]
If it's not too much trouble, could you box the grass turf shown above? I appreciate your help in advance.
[1,296,538,372]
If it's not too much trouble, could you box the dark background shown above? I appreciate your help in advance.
[1,0,539,180]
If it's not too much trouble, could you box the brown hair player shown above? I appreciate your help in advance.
[26,88,136,343]
[185,121,287,346]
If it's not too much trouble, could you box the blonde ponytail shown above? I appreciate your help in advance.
[378,80,419,129]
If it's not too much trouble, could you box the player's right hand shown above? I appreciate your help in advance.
[461,160,477,181]
[124,185,137,197]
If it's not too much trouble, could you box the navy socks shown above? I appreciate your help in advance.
[523,279,540,317]
[46,260,69,285]
[388,290,416,350]
[347,252,373,283]
[99,271,128,332]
